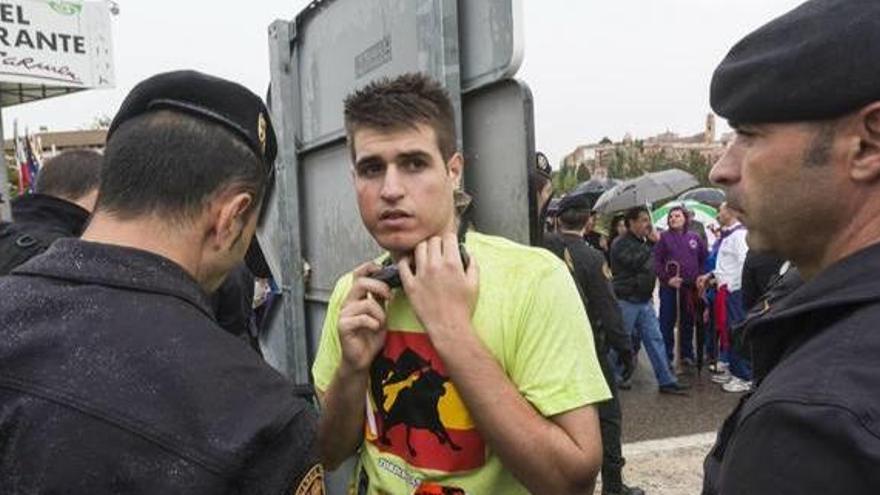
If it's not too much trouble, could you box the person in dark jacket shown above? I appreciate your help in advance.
[703,0,880,492]
[211,262,262,354]
[610,206,689,395]
[740,251,786,311]
[0,71,323,494]
[0,149,102,275]
[543,193,642,495]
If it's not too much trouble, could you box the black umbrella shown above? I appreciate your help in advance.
[569,178,621,209]
[594,169,699,214]
[678,187,725,207]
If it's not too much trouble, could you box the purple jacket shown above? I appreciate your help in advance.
[653,229,707,285]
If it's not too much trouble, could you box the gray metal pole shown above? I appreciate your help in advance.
[0,109,10,222]
[267,19,310,386]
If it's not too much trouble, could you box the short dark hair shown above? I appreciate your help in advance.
[96,110,264,222]
[558,208,590,231]
[624,206,650,228]
[344,73,456,162]
[35,149,102,201]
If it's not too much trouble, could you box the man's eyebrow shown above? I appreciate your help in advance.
[355,154,383,168]
[397,150,432,162]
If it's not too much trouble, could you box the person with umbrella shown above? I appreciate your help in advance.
[610,206,690,395]
[653,206,707,369]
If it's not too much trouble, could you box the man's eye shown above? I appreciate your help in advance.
[358,163,383,177]
[402,158,427,170]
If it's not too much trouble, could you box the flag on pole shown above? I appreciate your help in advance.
[15,128,42,195]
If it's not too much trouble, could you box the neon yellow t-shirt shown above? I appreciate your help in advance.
[312,232,611,494]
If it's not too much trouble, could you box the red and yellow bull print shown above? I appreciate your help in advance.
[366,330,485,472]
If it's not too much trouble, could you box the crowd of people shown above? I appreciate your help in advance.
[2,0,880,493]
[540,193,783,396]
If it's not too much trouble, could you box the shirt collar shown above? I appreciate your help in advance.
[12,238,213,318]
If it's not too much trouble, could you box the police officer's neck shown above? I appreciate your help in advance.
[82,212,207,286]
[797,211,880,281]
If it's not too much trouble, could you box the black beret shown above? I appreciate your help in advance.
[557,192,594,214]
[711,0,880,124]
[108,70,277,166]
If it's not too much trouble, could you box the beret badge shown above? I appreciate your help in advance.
[257,112,267,155]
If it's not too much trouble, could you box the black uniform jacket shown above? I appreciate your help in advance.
[545,232,632,356]
[703,243,880,494]
[0,239,320,494]
[0,194,90,275]
[609,232,657,303]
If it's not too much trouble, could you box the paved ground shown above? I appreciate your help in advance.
[593,352,745,494]
[619,353,742,443]
[606,433,716,495]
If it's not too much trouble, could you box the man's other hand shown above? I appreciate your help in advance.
[337,262,391,372]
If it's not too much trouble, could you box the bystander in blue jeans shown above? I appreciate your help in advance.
[725,290,752,381]
[618,299,678,387]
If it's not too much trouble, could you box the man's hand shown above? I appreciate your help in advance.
[669,276,684,289]
[398,233,479,346]
[337,262,391,372]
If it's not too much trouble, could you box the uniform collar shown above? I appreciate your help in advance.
[753,242,880,326]
[11,193,90,236]
[12,238,213,318]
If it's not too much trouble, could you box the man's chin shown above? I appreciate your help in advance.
[374,233,421,257]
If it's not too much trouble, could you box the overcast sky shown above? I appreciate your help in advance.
[2,0,804,168]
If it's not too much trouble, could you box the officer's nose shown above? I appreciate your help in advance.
[380,165,405,202]
[709,139,742,187]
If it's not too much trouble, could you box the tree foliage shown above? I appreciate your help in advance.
[566,141,717,192]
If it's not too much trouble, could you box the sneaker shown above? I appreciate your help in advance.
[722,377,752,393]
[708,361,729,374]
[711,370,732,384]
[659,382,691,395]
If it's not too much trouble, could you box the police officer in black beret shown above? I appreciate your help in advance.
[0,71,323,493]
[542,192,642,495]
[704,0,880,492]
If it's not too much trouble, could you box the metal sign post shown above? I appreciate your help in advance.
[0,108,9,222]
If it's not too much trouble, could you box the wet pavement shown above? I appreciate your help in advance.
[618,353,742,443]
[593,353,745,494]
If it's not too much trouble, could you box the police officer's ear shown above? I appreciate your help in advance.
[212,191,255,251]
[851,102,880,183]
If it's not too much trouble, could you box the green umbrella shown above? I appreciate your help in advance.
[652,200,717,230]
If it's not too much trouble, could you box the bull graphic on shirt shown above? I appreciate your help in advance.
[371,348,462,457]
[367,331,484,472]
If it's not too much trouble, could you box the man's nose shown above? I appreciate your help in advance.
[380,165,405,201]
